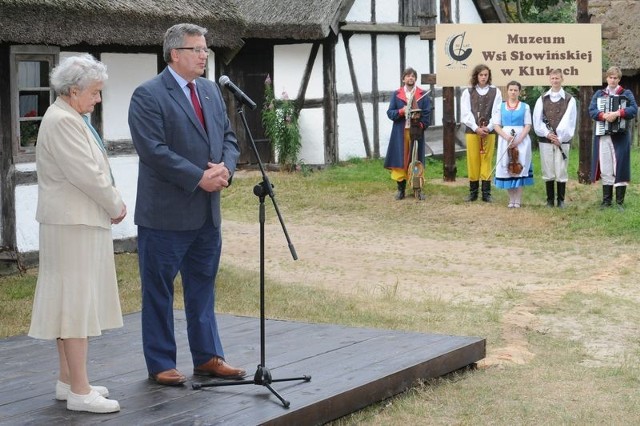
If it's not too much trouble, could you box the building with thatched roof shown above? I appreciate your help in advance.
[0,0,245,269]
[0,0,245,48]
[589,0,640,86]
[0,0,503,271]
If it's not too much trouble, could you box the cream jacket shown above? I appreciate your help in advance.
[35,97,123,229]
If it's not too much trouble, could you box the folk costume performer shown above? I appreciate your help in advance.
[588,66,638,210]
[461,64,502,202]
[384,67,431,200]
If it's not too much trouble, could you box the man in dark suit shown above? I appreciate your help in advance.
[129,23,244,386]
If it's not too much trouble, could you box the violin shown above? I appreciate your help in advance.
[507,129,523,175]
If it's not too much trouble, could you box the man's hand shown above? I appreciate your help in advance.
[547,132,561,147]
[604,111,620,123]
[198,162,230,193]
[475,127,489,137]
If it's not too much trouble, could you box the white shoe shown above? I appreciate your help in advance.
[56,380,109,401]
[67,389,120,413]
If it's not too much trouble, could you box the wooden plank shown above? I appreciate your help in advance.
[421,73,437,85]
[0,311,485,425]
[420,25,436,40]
[340,23,420,34]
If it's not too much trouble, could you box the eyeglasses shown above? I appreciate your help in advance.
[175,47,210,55]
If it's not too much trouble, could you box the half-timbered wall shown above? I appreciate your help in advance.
[3,0,485,257]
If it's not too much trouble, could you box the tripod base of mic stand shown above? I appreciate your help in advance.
[192,365,311,408]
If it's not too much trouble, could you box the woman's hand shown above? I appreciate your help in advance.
[111,204,127,224]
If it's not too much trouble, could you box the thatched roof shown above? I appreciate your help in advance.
[235,0,356,40]
[589,0,640,76]
[0,0,246,49]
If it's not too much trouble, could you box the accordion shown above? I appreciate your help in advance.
[595,95,628,135]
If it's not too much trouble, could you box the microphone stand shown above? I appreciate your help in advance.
[192,102,311,408]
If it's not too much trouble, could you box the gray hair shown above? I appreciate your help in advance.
[50,54,108,96]
[163,23,208,63]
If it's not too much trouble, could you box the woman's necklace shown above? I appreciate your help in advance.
[506,100,519,111]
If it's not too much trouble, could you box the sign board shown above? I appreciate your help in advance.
[436,24,602,86]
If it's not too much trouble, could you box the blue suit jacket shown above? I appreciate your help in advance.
[129,68,240,231]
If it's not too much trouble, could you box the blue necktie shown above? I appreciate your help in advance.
[83,115,115,185]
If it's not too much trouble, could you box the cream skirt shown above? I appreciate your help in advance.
[28,224,123,339]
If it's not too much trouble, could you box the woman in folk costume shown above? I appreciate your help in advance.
[494,81,534,208]
[461,64,502,202]
[384,67,431,200]
[588,66,638,210]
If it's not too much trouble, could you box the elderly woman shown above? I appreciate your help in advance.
[28,54,126,414]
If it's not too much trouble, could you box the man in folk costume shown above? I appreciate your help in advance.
[533,68,577,208]
[588,66,638,210]
[384,67,431,200]
[461,64,502,202]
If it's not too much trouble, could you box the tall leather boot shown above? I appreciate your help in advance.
[465,180,479,202]
[600,185,613,209]
[556,181,566,208]
[615,186,626,211]
[545,180,555,207]
[395,180,406,200]
[481,180,493,202]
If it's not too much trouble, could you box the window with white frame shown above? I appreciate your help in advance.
[10,45,59,162]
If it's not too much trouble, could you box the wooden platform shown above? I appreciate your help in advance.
[0,311,485,425]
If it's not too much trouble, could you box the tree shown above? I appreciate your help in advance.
[500,0,576,23]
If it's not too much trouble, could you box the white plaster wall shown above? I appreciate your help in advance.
[432,95,445,127]
[102,53,157,141]
[452,0,483,23]
[336,34,373,94]
[406,36,432,75]
[376,35,401,91]
[207,53,216,82]
[14,184,37,252]
[273,44,323,100]
[15,156,139,252]
[337,103,374,161]
[273,44,324,164]
[379,105,393,157]
[297,109,325,165]
[376,1,399,23]
[347,0,371,22]
[109,156,139,239]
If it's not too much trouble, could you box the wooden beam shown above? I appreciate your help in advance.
[577,0,592,184]
[343,34,372,158]
[419,25,436,41]
[421,74,437,85]
[323,34,338,164]
[371,34,380,158]
[340,23,420,34]
[0,45,18,253]
[296,43,320,114]
[441,0,456,181]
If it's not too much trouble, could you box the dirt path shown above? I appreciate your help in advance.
[221,211,640,369]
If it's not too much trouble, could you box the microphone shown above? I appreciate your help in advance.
[218,75,257,110]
